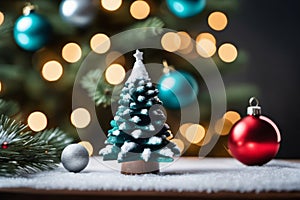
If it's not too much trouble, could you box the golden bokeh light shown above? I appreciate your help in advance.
[90,33,111,54]
[105,63,126,85]
[196,132,212,146]
[0,81,2,92]
[130,1,150,20]
[62,43,82,63]
[223,111,241,124]
[105,51,125,65]
[71,108,91,128]
[78,141,94,156]
[177,31,191,50]
[218,43,238,63]
[101,0,122,11]
[196,38,216,58]
[208,11,228,31]
[170,139,184,154]
[185,124,206,144]
[27,111,48,132]
[196,32,216,45]
[179,123,192,137]
[161,32,181,52]
[41,60,63,82]
[215,118,233,136]
[0,12,4,26]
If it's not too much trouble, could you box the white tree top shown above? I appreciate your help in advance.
[126,50,149,83]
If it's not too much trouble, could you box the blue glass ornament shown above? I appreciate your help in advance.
[166,0,206,18]
[158,71,199,109]
[13,11,51,51]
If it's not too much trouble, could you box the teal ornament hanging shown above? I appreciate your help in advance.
[166,0,206,18]
[157,70,199,109]
[13,4,52,51]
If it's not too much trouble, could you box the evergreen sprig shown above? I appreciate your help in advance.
[81,69,122,107]
[0,115,73,177]
[0,99,20,117]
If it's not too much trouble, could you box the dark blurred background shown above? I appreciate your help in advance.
[0,0,299,158]
[224,1,300,158]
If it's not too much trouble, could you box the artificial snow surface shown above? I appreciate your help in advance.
[1,158,300,193]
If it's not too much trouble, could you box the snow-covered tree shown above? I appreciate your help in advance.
[100,50,180,163]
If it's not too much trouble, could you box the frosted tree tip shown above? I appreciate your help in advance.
[134,49,143,61]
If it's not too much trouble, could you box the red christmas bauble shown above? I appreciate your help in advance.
[228,115,280,166]
[1,141,9,149]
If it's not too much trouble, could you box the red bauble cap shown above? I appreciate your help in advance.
[228,97,281,166]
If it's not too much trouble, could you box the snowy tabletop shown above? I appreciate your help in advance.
[0,157,300,193]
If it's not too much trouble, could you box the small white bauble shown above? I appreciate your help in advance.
[61,144,89,172]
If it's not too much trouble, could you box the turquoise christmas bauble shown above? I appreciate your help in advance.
[158,71,199,109]
[13,12,51,51]
[166,0,206,18]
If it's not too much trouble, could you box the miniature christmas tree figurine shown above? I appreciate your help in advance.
[99,50,180,174]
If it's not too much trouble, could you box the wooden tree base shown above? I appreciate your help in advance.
[121,160,160,175]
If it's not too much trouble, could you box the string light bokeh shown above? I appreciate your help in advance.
[90,33,111,54]
[101,0,122,11]
[41,60,63,82]
[161,32,181,52]
[0,11,4,26]
[27,111,48,132]
[105,64,126,85]
[62,43,82,63]
[71,108,91,128]
[208,11,228,31]
[130,0,150,20]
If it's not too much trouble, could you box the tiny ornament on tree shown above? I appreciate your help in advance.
[61,144,89,173]
[99,50,180,174]
[166,0,206,18]
[157,61,198,109]
[59,0,98,27]
[228,97,281,166]
[13,3,52,51]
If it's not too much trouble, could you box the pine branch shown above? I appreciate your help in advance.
[0,99,20,117]
[0,115,73,177]
[81,69,121,107]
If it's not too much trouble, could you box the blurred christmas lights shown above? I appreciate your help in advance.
[130,1,150,20]
[71,108,91,128]
[185,124,206,144]
[196,32,216,45]
[101,0,122,11]
[161,32,181,52]
[208,11,228,31]
[62,43,82,63]
[179,123,193,137]
[27,111,48,132]
[90,33,111,54]
[105,63,126,85]
[0,12,4,26]
[196,38,216,58]
[223,111,241,124]
[177,31,191,51]
[214,118,233,136]
[218,43,238,63]
[41,60,63,82]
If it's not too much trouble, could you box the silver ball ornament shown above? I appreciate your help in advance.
[61,144,89,173]
[59,0,97,27]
